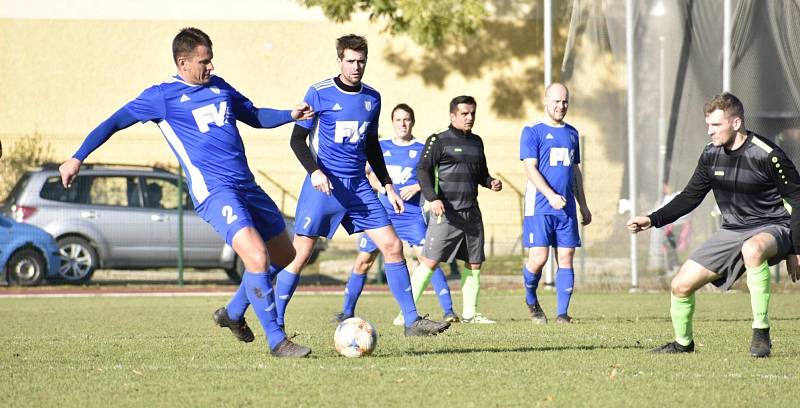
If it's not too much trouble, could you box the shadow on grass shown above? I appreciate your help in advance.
[403,343,648,356]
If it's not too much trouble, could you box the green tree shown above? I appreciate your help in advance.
[301,0,486,48]
[0,133,55,199]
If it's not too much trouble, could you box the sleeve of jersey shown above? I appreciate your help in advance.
[648,154,712,228]
[477,136,493,188]
[519,128,538,160]
[229,86,293,129]
[290,124,319,174]
[124,86,167,123]
[295,87,319,130]
[768,149,800,253]
[365,134,391,186]
[417,135,442,202]
[73,107,139,161]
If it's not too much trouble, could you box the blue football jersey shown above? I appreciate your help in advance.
[520,121,581,217]
[122,75,259,205]
[377,137,425,210]
[296,78,381,178]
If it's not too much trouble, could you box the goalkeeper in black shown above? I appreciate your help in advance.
[627,92,800,357]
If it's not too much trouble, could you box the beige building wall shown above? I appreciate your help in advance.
[0,1,624,255]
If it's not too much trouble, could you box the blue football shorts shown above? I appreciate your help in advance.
[523,214,581,248]
[357,206,427,252]
[195,181,286,246]
[295,174,391,239]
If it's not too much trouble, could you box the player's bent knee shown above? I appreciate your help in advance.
[740,241,767,266]
[670,277,694,297]
[240,251,269,272]
[379,238,403,260]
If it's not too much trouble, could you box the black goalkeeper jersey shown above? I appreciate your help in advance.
[649,131,800,253]
[417,126,493,211]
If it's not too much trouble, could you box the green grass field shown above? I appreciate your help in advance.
[2,290,799,407]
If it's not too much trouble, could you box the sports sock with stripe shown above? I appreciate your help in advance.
[342,270,367,317]
[430,266,455,315]
[274,269,300,327]
[242,271,285,350]
[227,264,279,321]
[555,267,574,316]
[522,264,542,305]
[385,260,419,327]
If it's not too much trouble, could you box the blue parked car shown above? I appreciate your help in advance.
[0,213,61,286]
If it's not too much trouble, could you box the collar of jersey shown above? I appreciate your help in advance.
[333,76,363,94]
[390,137,416,147]
[169,74,214,87]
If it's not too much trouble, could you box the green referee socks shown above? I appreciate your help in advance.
[671,294,695,347]
[411,264,435,303]
[461,267,481,319]
[746,261,771,329]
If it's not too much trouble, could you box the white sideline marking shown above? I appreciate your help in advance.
[0,290,378,299]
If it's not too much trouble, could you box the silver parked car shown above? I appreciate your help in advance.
[2,164,323,283]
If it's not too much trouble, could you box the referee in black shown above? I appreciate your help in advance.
[627,92,800,357]
[416,95,503,324]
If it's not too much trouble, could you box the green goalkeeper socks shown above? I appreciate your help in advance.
[411,264,435,303]
[461,267,481,319]
[746,261,771,329]
[671,294,695,346]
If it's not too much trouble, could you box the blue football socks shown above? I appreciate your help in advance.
[384,260,419,327]
[430,267,455,315]
[342,270,368,317]
[227,264,280,321]
[275,268,300,327]
[522,265,542,306]
[556,267,575,316]
[242,271,285,350]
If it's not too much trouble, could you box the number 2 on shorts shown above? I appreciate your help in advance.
[222,205,239,225]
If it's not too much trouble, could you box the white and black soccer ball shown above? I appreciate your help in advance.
[334,317,378,357]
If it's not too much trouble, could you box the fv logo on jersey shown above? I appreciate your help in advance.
[192,102,228,133]
[365,101,372,111]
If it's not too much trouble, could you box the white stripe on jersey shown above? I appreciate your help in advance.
[309,118,320,161]
[524,120,543,128]
[157,120,211,204]
[524,179,537,217]
[312,78,334,90]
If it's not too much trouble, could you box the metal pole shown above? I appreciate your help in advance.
[626,0,639,289]
[722,0,732,92]
[177,167,184,286]
[543,0,555,287]
[544,0,552,88]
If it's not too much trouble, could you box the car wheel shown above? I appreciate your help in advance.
[6,248,46,286]
[224,256,245,283]
[57,236,97,283]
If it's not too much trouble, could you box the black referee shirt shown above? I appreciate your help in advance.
[649,131,800,253]
[417,126,493,211]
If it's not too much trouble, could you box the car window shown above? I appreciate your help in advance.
[41,176,91,204]
[89,176,142,207]
[143,177,194,210]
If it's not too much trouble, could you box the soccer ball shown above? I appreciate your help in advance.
[334,317,378,357]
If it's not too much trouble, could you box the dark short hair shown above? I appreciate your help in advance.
[391,103,415,123]
[336,34,368,60]
[704,92,744,120]
[172,27,212,64]
[449,95,477,113]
